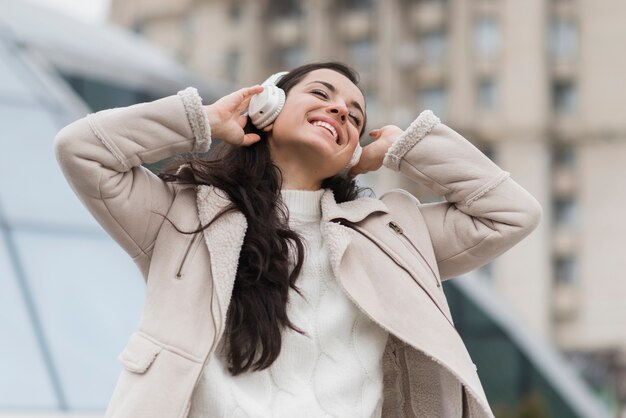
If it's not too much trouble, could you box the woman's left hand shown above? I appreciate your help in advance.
[347,125,404,178]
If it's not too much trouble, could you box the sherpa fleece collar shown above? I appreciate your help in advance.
[194,184,390,322]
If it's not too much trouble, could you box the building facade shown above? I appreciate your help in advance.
[109,0,626,411]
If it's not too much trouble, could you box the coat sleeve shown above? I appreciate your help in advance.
[53,87,211,278]
[382,110,543,281]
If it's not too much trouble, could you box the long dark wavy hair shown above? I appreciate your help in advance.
[158,62,373,375]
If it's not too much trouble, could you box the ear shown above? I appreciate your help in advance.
[261,122,274,133]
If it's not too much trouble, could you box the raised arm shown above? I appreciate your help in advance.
[54,85,264,279]
[53,88,211,278]
[381,110,543,280]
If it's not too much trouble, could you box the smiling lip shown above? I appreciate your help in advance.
[307,115,343,145]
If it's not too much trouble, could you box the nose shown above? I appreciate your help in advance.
[327,103,348,124]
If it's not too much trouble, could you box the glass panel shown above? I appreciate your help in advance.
[0,229,57,407]
[344,0,374,10]
[474,17,501,58]
[554,196,578,227]
[421,31,446,64]
[553,82,577,114]
[555,255,579,284]
[225,50,241,84]
[348,38,375,70]
[272,0,303,18]
[554,145,577,168]
[444,282,588,417]
[13,229,145,409]
[419,86,447,118]
[478,79,498,109]
[61,76,150,112]
[0,42,36,99]
[550,19,579,59]
[0,104,96,227]
[277,45,305,70]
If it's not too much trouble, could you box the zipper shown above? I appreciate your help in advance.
[387,220,441,288]
[339,219,454,329]
[175,233,201,279]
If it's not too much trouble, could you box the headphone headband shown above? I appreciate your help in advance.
[262,71,289,86]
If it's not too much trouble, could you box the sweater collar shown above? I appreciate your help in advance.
[196,184,389,226]
[280,188,325,220]
[278,187,391,224]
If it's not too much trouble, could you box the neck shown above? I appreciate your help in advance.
[274,157,324,191]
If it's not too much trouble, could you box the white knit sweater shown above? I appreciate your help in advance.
[188,188,389,418]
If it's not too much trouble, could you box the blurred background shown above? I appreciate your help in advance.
[1,0,624,417]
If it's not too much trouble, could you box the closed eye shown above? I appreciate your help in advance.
[311,89,329,99]
[310,89,362,127]
[349,112,362,127]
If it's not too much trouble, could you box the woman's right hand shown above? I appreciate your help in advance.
[203,85,265,146]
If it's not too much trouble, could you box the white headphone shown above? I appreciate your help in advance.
[248,71,288,130]
[248,71,362,176]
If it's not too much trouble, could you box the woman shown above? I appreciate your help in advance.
[54,62,542,418]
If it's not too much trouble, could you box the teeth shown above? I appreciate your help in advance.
[311,120,338,142]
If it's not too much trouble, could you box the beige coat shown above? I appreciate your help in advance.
[53,88,542,418]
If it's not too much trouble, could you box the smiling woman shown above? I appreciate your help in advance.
[54,60,542,417]
[158,61,378,375]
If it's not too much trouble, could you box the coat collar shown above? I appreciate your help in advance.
[195,184,389,321]
[320,188,389,223]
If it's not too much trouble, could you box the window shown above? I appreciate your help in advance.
[419,86,447,117]
[552,81,577,114]
[225,50,241,84]
[555,255,579,284]
[553,145,577,168]
[272,0,303,18]
[348,38,375,70]
[421,31,446,64]
[554,196,578,228]
[550,19,579,59]
[277,45,305,69]
[474,17,501,58]
[344,0,374,10]
[229,1,242,21]
[477,79,498,110]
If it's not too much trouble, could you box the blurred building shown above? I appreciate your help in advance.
[110,0,626,412]
[111,0,626,412]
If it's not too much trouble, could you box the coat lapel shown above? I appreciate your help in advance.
[195,185,389,323]
[320,189,390,278]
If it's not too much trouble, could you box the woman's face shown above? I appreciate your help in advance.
[264,68,366,179]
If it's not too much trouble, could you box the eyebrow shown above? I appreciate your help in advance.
[305,80,365,120]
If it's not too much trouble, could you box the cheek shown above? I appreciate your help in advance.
[349,126,362,145]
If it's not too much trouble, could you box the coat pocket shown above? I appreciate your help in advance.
[117,332,163,374]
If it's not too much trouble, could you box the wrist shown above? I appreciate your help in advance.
[203,104,222,139]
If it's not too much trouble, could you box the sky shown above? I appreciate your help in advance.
[27,0,111,23]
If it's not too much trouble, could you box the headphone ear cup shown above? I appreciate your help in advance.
[248,85,286,129]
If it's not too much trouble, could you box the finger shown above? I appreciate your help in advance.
[240,133,262,146]
[230,85,263,111]
[235,87,262,113]
[237,114,248,127]
[368,129,381,139]
[235,95,255,114]
[240,85,264,98]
